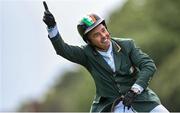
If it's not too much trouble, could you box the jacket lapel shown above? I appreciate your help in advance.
[112,40,122,71]
[85,45,114,74]
[112,39,130,75]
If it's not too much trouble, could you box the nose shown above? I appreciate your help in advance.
[100,32,106,38]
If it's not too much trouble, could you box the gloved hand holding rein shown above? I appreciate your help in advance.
[122,89,138,108]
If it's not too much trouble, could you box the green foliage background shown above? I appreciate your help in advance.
[18,0,180,112]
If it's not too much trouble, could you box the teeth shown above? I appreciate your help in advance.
[102,39,107,43]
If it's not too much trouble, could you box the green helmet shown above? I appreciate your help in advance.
[77,13,107,43]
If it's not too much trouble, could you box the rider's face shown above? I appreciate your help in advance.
[87,24,111,51]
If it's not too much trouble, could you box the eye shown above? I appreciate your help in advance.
[93,33,100,38]
[101,28,106,33]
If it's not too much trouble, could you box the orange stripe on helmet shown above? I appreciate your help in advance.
[90,15,96,23]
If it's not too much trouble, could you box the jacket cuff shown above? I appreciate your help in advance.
[131,83,144,94]
[47,25,58,38]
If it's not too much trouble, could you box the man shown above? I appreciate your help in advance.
[42,1,169,112]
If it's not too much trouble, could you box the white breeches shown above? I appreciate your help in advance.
[114,101,169,113]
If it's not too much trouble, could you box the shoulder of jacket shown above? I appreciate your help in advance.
[112,37,133,42]
[112,37,134,46]
[81,44,90,50]
[112,37,135,53]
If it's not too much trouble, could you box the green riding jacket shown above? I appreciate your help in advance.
[49,33,161,112]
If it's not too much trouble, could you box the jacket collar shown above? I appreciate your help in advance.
[111,39,121,53]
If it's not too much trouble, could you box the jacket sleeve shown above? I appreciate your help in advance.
[49,33,88,67]
[129,40,157,89]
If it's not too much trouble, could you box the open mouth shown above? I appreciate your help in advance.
[101,38,109,44]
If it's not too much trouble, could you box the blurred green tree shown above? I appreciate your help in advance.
[18,0,180,111]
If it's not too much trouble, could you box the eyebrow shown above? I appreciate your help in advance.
[89,25,106,37]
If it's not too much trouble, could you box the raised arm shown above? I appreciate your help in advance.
[42,1,87,67]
